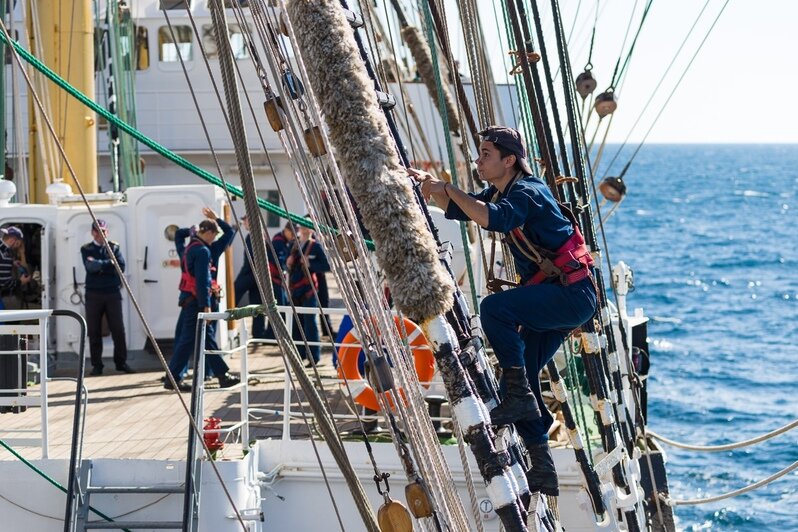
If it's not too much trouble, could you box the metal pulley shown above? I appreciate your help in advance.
[282,70,305,100]
[594,91,617,118]
[575,70,597,99]
[598,176,627,202]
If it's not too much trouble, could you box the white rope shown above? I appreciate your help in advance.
[648,419,798,452]
[660,460,798,507]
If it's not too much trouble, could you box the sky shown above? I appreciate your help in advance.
[442,1,798,144]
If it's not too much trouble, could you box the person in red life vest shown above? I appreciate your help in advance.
[413,125,597,497]
[173,207,236,368]
[165,219,240,391]
[287,221,330,365]
[80,220,134,375]
[234,214,285,340]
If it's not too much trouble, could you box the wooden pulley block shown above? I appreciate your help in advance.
[594,91,617,118]
[263,95,284,132]
[508,50,542,75]
[555,175,578,186]
[304,126,326,157]
[278,10,289,37]
[377,496,413,532]
[334,230,358,263]
[404,481,433,518]
[598,176,627,202]
[575,70,597,99]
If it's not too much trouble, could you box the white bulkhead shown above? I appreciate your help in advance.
[0,184,231,358]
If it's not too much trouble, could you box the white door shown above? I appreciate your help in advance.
[126,185,227,349]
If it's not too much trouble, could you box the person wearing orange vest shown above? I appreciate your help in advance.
[165,219,239,391]
[414,126,597,496]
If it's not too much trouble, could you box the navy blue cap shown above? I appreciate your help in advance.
[479,126,534,175]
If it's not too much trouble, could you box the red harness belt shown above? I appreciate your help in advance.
[511,223,594,287]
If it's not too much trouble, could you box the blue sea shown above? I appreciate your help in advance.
[599,145,798,531]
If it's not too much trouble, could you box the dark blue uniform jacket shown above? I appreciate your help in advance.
[445,174,573,284]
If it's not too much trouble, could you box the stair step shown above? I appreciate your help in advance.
[85,521,182,530]
[87,485,184,494]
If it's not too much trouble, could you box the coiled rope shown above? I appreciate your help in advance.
[648,418,798,452]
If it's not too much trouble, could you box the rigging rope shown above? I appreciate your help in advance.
[648,418,798,452]
[0,18,249,531]
[603,0,729,180]
[601,0,712,178]
[0,28,353,244]
[660,460,798,507]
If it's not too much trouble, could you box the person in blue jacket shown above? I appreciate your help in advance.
[287,222,330,365]
[233,215,285,340]
[173,207,236,377]
[80,220,134,375]
[165,219,239,391]
[414,126,597,496]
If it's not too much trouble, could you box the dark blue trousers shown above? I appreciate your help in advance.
[480,276,597,446]
[294,294,320,363]
[168,299,230,381]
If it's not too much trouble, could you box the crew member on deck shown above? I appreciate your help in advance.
[166,219,240,392]
[413,125,597,496]
[173,207,236,372]
[288,221,330,366]
[80,220,134,375]
[234,214,285,340]
[0,226,30,311]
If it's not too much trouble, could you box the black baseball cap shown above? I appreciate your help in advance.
[479,126,534,175]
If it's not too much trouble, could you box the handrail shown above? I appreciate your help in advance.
[54,309,88,532]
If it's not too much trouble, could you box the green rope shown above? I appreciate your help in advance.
[0,439,131,532]
[564,345,595,457]
[0,29,375,250]
[420,4,480,312]
[225,304,267,321]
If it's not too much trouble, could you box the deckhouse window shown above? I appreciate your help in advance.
[201,23,250,60]
[158,25,193,62]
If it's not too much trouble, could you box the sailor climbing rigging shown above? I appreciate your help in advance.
[414,125,598,496]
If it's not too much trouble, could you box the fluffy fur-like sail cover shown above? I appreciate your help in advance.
[287,0,454,323]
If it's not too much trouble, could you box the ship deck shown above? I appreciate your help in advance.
[0,341,354,462]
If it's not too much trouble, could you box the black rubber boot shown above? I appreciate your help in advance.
[525,442,559,496]
[489,366,541,426]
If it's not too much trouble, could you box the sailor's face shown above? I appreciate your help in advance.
[476,141,513,182]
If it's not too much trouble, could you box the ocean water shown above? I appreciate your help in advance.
[599,144,798,531]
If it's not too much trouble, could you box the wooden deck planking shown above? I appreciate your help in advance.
[0,346,344,462]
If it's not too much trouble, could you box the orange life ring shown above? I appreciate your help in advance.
[337,316,435,412]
